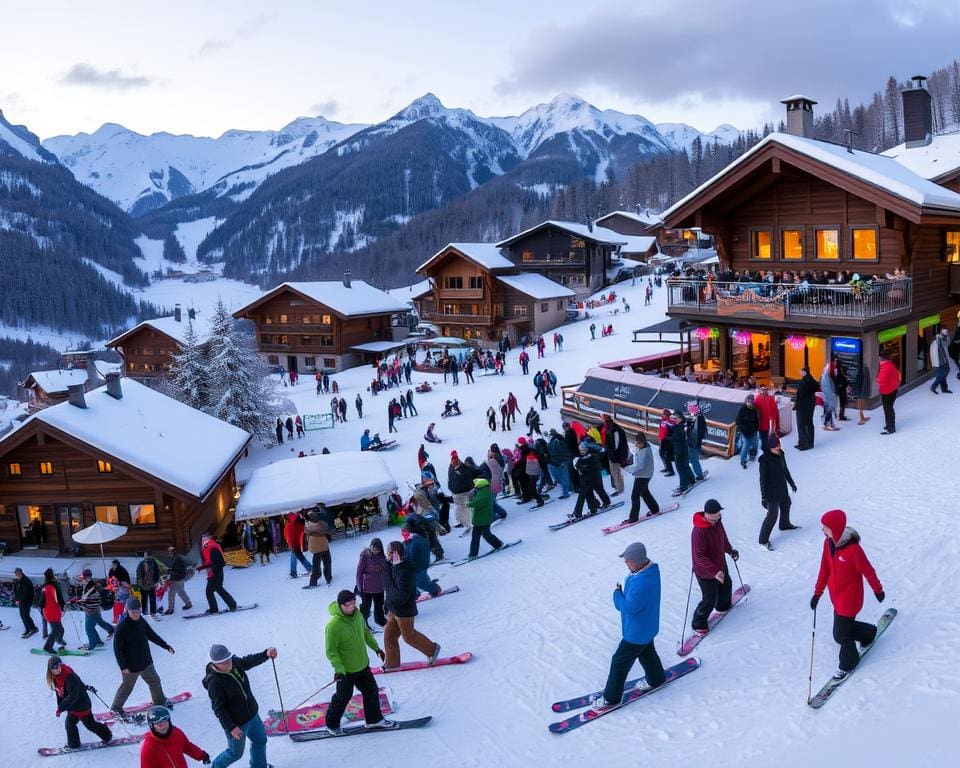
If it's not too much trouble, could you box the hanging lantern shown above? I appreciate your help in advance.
[733,330,752,345]
[695,327,711,340]
[787,334,806,350]
[709,328,720,340]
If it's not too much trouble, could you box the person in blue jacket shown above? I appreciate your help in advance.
[590,542,667,711]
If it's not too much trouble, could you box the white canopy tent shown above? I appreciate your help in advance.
[71,521,127,578]
[235,452,398,521]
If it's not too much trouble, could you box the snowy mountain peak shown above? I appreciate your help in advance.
[0,109,57,163]
[393,93,447,122]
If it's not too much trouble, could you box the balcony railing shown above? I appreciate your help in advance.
[424,311,492,324]
[437,288,484,300]
[667,278,912,322]
[519,255,584,266]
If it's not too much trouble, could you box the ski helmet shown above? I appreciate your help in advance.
[146,706,172,727]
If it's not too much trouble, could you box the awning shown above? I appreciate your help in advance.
[351,340,410,353]
[633,317,687,334]
[235,452,398,521]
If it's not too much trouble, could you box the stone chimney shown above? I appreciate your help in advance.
[85,357,105,388]
[105,372,122,400]
[343,271,351,288]
[174,304,182,322]
[780,95,817,138]
[68,384,86,409]
[188,307,196,320]
[902,75,933,148]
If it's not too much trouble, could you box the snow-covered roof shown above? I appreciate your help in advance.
[608,257,644,272]
[386,279,433,305]
[881,132,960,181]
[235,451,397,520]
[238,281,409,319]
[22,363,121,395]
[496,273,575,300]
[417,242,514,273]
[20,379,250,499]
[614,235,658,254]
[496,220,627,248]
[663,132,960,221]
[106,314,206,349]
[781,94,817,104]
[350,340,410,353]
[595,210,663,228]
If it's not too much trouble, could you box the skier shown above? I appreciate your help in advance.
[355,538,389,629]
[111,597,175,714]
[383,542,441,669]
[690,500,739,636]
[304,510,332,588]
[810,509,884,680]
[140,705,209,767]
[589,542,666,712]
[77,568,114,650]
[198,533,238,614]
[323,590,392,735]
[202,644,277,766]
[136,551,161,617]
[569,440,611,519]
[757,434,799,550]
[13,567,38,638]
[46,656,113,750]
[284,512,311,579]
[622,432,659,523]
[602,414,629,497]
[164,547,193,614]
[467,478,504,559]
[41,567,66,655]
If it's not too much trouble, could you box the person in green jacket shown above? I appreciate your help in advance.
[467,478,504,559]
[323,590,395,736]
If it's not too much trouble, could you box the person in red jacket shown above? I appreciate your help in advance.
[284,512,310,578]
[47,657,112,750]
[810,509,884,680]
[199,534,238,614]
[141,705,209,768]
[690,500,739,635]
[754,386,780,453]
[876,353,901,435]
[41,567,66,654]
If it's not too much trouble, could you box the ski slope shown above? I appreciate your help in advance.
[1,280,954,767]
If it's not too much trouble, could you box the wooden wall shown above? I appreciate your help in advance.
[117,327,180,378]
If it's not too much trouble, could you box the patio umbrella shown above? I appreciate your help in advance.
[72,521,128,578]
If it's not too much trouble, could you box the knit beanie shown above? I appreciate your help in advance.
[337,589,356,606]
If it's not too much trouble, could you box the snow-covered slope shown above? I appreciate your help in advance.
[43,116,367,215]
[0,109,57,163]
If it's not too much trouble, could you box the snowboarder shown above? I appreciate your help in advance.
[13,567,38,638]
[202,644,277,766]
[589,542,666,712]
[876,352,901,434]
[140,705,209,768]
[356,538,389,629]
[198,533,238,613]
[623,432,659,522]
[304,510,332,588]
[164,547,193,614]
[323,591,392,735]
[690,500,739,636]
[466,478,504,559]
[110,597,175,714]
[383,542,441,670]
[46,656,113,750]
[757,434,799,550]
[810,509,884,680]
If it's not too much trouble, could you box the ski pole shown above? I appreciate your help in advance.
[678,569,694,648]
[89,687,137,738]
[287,677,336,714]
[66,605,83,644]
[807,608,817,705]
[732,558,746,597]
[270,657,286,730]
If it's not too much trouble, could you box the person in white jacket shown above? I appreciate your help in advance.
[929,328,952,394]
[622,432,661,524]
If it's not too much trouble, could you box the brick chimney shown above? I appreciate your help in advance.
[343,271,351,288]
[67,384,86,409]
[780,95,817,138]
[174,304,182,322]
[105,372,122,400]
[902,75,933,148]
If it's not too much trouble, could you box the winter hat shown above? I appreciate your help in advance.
[703,499,724,515]
[337,589,356,607]
[620,542,648,564]
[767,433,781,451]
[450,450,459,461]
[81,568,93,578]
[209,644,232,664]
[517,437,527,445]
[126,597,142,611]
[821,509,847,541]
[662,408,672,417]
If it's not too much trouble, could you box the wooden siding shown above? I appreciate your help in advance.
[116,326,182,378]
[596,213,652,235]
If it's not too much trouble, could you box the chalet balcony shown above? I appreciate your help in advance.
[260,323,333,333]
[519,255,584,266]
[666,278,912,328]
[423,311,492,325]
[261,343,334,352]
[437,288,485,300]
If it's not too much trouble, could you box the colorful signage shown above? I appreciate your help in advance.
[877,325,907,344]
[919,314,941,330]
[831,337,861,354]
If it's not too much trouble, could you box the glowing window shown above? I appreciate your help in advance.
[815,229,840,260]
[751,230,772,260]
[130,504,157,526]
[95,505,119,524]
[39,461,53,475]
[781,229,803,260]
[97,460,112,474]
[852,229,878,260]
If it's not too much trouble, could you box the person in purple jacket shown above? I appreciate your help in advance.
[355,538,389,630]
[690,499,739,636]
[590,542,666,712]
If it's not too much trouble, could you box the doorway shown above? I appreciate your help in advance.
[287,355,298,374]
[55,505,83,552]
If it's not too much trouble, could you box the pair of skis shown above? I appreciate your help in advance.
[600,502,681,534]
[548,500,626,531]
[182,603,258,620]
[263,689,394,735]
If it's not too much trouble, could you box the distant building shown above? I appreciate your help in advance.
[107,304,202,381]
[19,359,120,411]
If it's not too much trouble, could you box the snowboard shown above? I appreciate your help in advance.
[31,648,90,657]
[289,716,432,741]
[369,441,398,451]
[182,604,258,620]
[671,470,710,498]
[677,584,751,656]
[451,540,521,566]
[601,503,681,534]
[808,608,897,709]
[39,735,145,756]
[548,501,625,531]
[264,690,393,735]
[416,585,459,602]
[94,692,192,722]
[548,658,701,734]
[371,652,472,675]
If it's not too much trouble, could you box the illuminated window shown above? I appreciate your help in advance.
[815,228,840,260]
[39,461,53,475]
[302,314,313,324]
[945,231,960,263]
[127,361,135,371]
[263,315,273,325]
[852,228,878,260]
[521,250,535,262]
[129,504,157,527]
[321,315,332,325]
[95,505,119,524]
[279,314,288,324]
[97,460,112,474]
[781,229,804,260]
[279,335,289,345]
[8,463,21,476]
[751,229,772,260]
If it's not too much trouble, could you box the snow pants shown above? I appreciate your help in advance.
[326,668,383,729]
[308,551,332,587]
[833,613,877,672]
[65,711,111,749]
[205,573,237,613]
[881,390,897,432]
[628,477,659,521]
[468,524,503,558]
[166,580,192,611]
[452,492,471,527]
[19,601,38,634]
[360,591,386,627]
[602,638,666,704]
[692,573,732,631]
[608,461,625,494]
[758,496,793,545]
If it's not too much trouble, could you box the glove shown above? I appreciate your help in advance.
[790,484,798,493]
[376,649,385,662]
[730,550,739,562]
[86,685,97,694]
[55,709,62,718]
[201,752,211,765]
[810,594,821,611]
[875,590,885,603]
[334,673,345,682]
[760,499,767,509]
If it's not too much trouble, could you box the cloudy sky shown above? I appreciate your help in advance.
[2,0,958,139]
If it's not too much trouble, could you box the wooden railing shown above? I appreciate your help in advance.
[423,312,492,324]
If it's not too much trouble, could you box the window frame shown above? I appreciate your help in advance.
[943,229,960,263]
[128,503,158,528]
[39,461,53,476]
[97,459,112,474]
[850,226,880,262]
[95,504,120,524]
[814,226,842,261]
[749,227,773,261]
[468,275,483,290]
[779,226,805,261]
[8,462,21,476]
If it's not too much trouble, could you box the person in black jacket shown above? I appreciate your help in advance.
[833,358,850,420]
[794,367,819,451]
[202,644,276,768]
[108,559,131,587]
[13,567,38,637]
[382,541,440,670]
[736,395,760,468]
[757,434,799,550]
[562,422,581,492]
[163,546,193,615]
[110,597,175,714]
[136,552,161,617]
[602,414,630,496]
[447,451,477,528]
[569,441,611,519]
[46,656,112,749]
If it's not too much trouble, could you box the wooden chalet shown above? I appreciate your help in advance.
[0,376,250,556]
[661,85,960,396]
[19,359,120,411]
[233,275,409,373]
[106,305,202,380]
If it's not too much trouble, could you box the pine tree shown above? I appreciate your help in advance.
[167,320,208,410]
[162,234,187,264]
